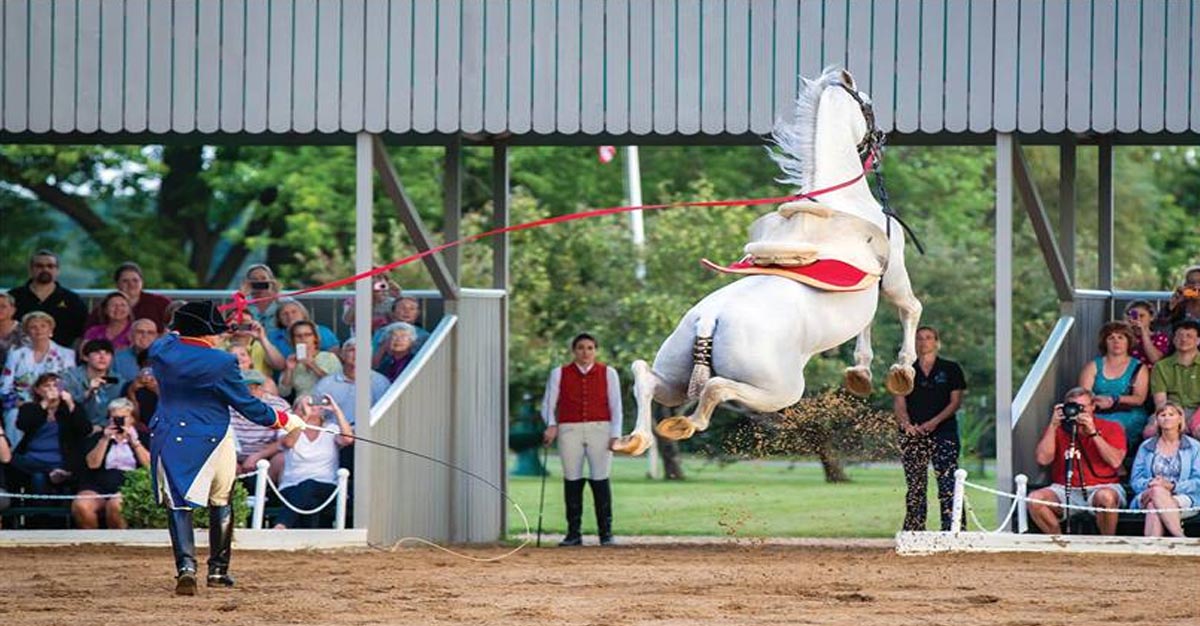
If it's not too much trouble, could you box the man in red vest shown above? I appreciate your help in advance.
[541,333,623,546]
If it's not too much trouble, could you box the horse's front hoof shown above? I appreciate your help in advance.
[655,417,697,441]
[885,365,915,396]
[612,432,652,456]
[843,367,873,397]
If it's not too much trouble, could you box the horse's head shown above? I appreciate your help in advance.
[769,68,883,201]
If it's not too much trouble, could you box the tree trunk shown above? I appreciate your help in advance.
[816,444,850,483]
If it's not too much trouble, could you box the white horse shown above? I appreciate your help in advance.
[612,68,922,456]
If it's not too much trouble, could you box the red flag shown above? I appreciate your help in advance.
[597,145,617,164]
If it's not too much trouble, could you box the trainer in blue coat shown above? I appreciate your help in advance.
[149,300,302,596]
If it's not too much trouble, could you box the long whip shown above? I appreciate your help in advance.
[302,424,529,562]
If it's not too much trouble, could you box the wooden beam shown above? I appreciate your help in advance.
[372,135,459,299]
[1012,138,1074,303]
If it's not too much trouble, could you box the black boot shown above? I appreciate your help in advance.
[558,479,585,546]
[590,479,614,546]
[206,504,236,587]
[167,509,198,596]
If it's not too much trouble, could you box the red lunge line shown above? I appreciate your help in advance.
[221,152,876,315]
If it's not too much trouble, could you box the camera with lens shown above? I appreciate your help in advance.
[113,415,125,430]
[1182,287,1200,299]
[1060,401,1085,422]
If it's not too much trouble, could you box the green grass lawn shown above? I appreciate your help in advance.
[506,455,998,538]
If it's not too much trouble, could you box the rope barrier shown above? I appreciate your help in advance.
[961,479,1200,515]
[0,491,119,500]
[264,476,342,516]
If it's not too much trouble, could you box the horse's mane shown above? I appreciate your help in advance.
[768,66,844,192]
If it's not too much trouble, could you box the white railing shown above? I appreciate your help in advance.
[249,458,350,530]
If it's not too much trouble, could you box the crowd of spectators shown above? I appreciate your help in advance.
[1028,266,1200,537]
[0,251,427,530]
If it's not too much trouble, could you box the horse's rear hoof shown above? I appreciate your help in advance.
[885,366,915,396]
[612,433,652,456]
[844,367,873,397]
[655,417,697,441]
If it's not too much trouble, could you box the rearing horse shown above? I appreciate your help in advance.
[612,68,922,456]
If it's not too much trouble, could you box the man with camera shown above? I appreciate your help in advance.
[1151,319,1200,436]
[1028,388,1127,535]
[60,339,125,429]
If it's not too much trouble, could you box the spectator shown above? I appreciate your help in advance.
[1028,388,1127,535]
[1159,265,1200,327]
[71,398,150,529]
[311,339,390,429]
[8,250,88,348]
[82,291,134,351]
[122,356,159,432]
[61,339,126,428]
[376,296,429,350]
[1,311,76,445]
[1079,321,1150,449]
[228,344,279,396]
[0,293,22,370]
[113,318,160,381]
[1150,320,1200,435]
[1125,300,1169,367]
[279,321,341,401]
[1130,403,1200,537]
[893,326,967,532]
[373,323,417,382]
[541,333,622,546]
[371,275,402,330]
[268,298,340,360]
[273,394,353,529]
[239,264,283,330]
[89,262,173,332]
[221,314,284,382]
[231,369,288,483]
[0,421,10,522]
[10,373,90,494]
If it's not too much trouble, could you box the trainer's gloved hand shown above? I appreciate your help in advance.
[281,412,306,433]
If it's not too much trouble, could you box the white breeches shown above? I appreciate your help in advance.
[558,421,613,481]
[157,428,239,509]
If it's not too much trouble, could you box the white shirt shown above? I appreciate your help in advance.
[540,363,624,439]
[279,425,341,489]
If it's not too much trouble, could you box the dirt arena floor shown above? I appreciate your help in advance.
[0,543,1195,626]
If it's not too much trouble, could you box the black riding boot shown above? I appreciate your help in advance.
[558,479,585,546]
[207,504,236,587]
[167,509,198,595]
[590,479,614,546]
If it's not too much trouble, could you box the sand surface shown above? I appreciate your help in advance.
[0,543,1195,625]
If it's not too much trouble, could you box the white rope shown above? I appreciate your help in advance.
[265,475,342,516]
[0,491,119,500]
[962,479,1200,515]
[963,493,1019,533]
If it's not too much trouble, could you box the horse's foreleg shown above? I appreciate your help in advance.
[657,377,804,442]
[613,360,687,456]
[881,254,923,396]
[843,326,874,397]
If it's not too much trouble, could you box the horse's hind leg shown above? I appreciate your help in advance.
[657,376,804,441]
[843,326,874,397]
[612,360,687,456]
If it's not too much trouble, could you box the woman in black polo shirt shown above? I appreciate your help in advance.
[894,326,967,531]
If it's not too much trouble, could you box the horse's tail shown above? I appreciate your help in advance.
[687,316,717,400]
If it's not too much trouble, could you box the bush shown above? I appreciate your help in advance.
[119,467,251,529]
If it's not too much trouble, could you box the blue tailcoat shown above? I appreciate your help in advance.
[148,334,284,508]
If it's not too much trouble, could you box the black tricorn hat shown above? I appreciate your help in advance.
[170,300,230,337]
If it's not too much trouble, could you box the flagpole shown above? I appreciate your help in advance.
[621,145,661,478]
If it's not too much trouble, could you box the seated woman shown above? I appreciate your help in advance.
[273,394,353,529]
[0,416,11,523]
[1,312,76,445]
[1131,403,1200,537]
[373,323,417,382]
[1080,321,1151,450]
[9,373,90,493]
[71,398,150,529]
[82,291,134,351]
[240,264,284,330]
[1125,300,1170,367]
[0,292,22,373]
[279,321,341,401]
[268,298,340,361]
[231,369,288,483]
[228,344,279,396]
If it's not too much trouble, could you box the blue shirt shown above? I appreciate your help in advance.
[310,370,390,426]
